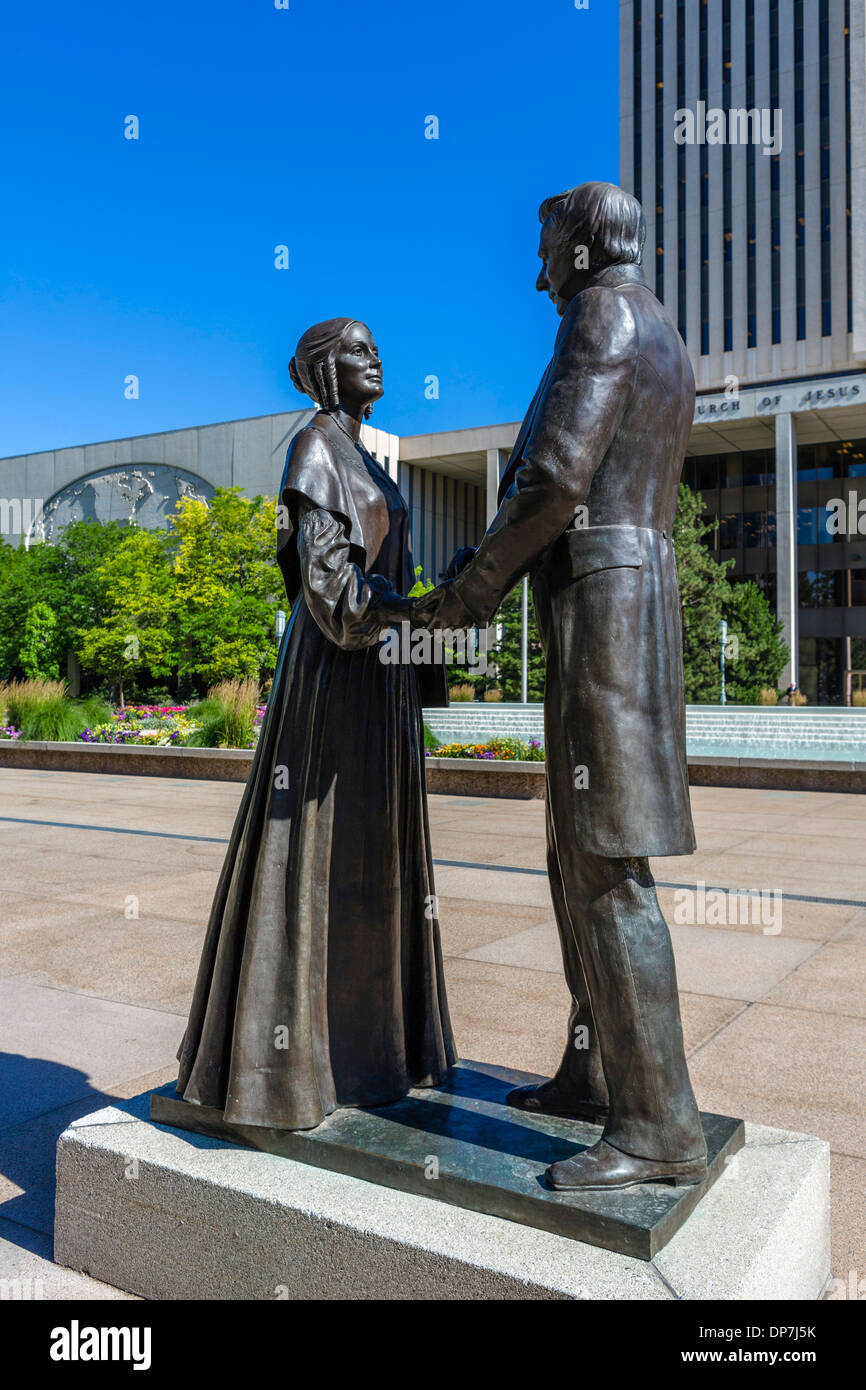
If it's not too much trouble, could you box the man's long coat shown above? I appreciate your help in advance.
[453,262,697,858]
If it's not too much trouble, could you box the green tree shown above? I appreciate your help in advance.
[43,520,132,659]
[167,488,281,685]
[0,521,129,683]
[20,601,60,679]
[76,527,175,707]
[0,541,34,678]
[488,581,546,701]
[723,579,788,703]
[673,484,788,702]
[673,483,735,702]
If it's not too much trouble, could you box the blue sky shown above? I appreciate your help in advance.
[0,0,619,457]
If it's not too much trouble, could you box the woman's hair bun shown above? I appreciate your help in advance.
[288,318,367,412]
[288,356,306,396]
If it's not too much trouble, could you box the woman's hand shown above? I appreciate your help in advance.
[367,574,429,628]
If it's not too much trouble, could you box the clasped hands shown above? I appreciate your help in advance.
[370,546,480,632]
[413,544,479,631]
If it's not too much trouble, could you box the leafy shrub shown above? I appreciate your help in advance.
[408,564,434,597]
[448,683,476,702]
[1,680,112,741]
[3,678,66,729]
[758,687,779,705]
[20,602,60,680]
[138,686,174,705]
[187,678,260,748]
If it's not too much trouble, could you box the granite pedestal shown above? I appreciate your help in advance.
[54,1062,830,1300]
[151,1061,741,1260]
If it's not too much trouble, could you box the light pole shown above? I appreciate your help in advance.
[719,618,727,706]
[521,576,529,704]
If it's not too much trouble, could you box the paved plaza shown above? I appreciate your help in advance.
[0,768,863,1298]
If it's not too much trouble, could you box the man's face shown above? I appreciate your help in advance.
[536,215,588,315]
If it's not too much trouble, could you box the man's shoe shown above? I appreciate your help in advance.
[546,1138,707,1192]
[506,1081,609,1125]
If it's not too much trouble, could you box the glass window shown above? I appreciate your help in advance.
[798,444,833,480]
[700,0,709,353]
[846,445,866,477]
[743,510,771,547]
[852,569,866,606]
[696,457,719,491]
[799,570,841,607]
[720,453,741,488]
[800,636,845,703]
[742,452,774,486]
[770,0,781,344]
[745,464,772,486]
[814,637,844,704]
[719,513,740,548]
[809,442,843,479]
[799,478,817,510]
[756,572,777,607]
[798,507,818,544]
[812,440,866,478]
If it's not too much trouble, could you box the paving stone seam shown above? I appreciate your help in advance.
[3,814,865,910]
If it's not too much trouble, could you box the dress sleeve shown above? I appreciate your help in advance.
[295,499,393,650]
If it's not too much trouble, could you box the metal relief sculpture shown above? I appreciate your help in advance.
[29,464,214,544]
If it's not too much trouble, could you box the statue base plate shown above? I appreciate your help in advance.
[56,1071,830,1299]
[150,1059,742,1261]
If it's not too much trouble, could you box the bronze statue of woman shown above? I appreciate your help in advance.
[175,318,455,1130]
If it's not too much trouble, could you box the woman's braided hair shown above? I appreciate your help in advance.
[288,317,374,419]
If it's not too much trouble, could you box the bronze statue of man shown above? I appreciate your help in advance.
[417,181,707,1192]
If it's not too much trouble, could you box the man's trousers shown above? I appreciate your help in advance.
[543,791,706,1163]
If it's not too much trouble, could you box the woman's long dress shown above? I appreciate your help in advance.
[176,414,456,1130]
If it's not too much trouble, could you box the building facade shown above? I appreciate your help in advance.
[619,0,866,702]
[0,410,485,600]
[5,385,866,704]
[5,4,866,703]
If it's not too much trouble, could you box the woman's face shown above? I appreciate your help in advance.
[333,323,383,409]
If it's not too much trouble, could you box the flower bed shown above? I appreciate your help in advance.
[77,703,266,748]
[425,736,544,762]
[79,705,200,746]
[0,725,21,740]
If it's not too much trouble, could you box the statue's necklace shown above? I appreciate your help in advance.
[329,411,364,453]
